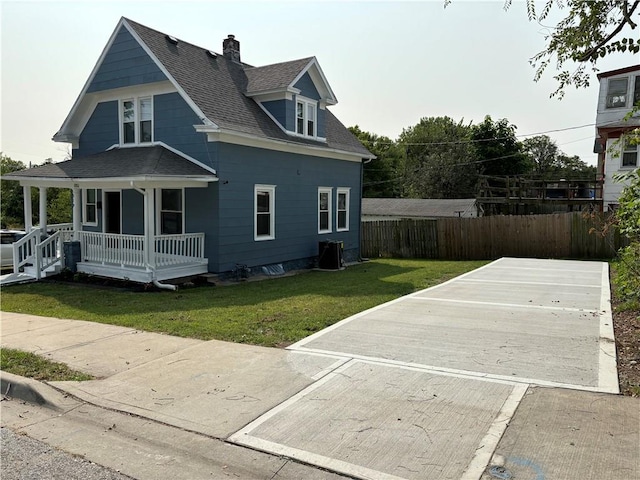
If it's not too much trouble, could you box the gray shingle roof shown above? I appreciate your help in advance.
[4,146,216,180]
[125,19,371,157]
[245,58,314,93]
[362,198,478,219]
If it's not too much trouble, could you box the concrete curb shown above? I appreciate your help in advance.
[1,371,50,407]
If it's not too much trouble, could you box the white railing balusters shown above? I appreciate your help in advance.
[75,231,204,270]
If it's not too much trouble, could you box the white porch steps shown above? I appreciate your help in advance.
[23,261,62,278]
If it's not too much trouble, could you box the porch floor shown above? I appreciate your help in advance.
[77,259,208,283]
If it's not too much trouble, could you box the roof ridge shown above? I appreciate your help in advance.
[244,57,314,71]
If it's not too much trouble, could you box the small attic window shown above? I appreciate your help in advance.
[165,35,178,45]
[206,50,217,59]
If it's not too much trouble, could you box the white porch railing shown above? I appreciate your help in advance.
[155,233,205,267]
[12,229,40,272]
[12,228,64,279]
[38,231,63,273]
[78,231,205,269]
[48,223,74,242]
[79,232,146,267]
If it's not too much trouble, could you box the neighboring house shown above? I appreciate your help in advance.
[594,64,640,211]
[361,198,477,221]
[4,18,373,284]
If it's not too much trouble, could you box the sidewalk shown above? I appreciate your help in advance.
[2,258,639,480]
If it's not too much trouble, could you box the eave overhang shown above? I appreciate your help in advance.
[193,125,375,162]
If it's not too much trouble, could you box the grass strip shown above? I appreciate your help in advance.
[0,259,487,347]
[1,348,94,381]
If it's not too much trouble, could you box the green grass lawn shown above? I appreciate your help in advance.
[0,259,487,347]
[1,348,94,381]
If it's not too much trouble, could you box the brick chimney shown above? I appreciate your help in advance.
[223,34,240,63]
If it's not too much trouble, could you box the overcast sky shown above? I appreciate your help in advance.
[0,0,635,167]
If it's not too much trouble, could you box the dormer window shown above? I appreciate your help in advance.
[296,98,316,137]
[121,97,153,144]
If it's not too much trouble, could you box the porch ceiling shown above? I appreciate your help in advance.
[4,145,218,188]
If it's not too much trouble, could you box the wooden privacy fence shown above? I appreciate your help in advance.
[361,213,628,260]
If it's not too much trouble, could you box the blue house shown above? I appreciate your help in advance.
[6,18,373,286]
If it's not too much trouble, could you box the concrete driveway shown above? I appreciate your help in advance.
[230,257,623,480]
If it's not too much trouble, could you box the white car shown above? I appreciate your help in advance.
[0,230,26,269]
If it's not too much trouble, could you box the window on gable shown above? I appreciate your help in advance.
[606,78,628,108]
[622,139,638,168]
[121,97,153,145]
[160,189,183,235]
[83,188,98,226]
[255,185,275,241]
[296,98,317,137]
[318,187,332,234]
[336,188,350,232]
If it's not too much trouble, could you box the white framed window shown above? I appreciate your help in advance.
[255,185,276,241]
[606,78,628,109]
[296,97,317,137]
[318,187,332,234]
[121,97,153,145]
[82,188,98,226]
[622,139,638,168]
[634,75,640,107]
[336,188,350,232]
[158,188,184,235]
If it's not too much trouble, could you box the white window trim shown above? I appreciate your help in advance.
[254,184,276,241]
[156,188,185,235]
[621,139,639,169]
[295,96,318,138]
[318,187,333,234]
[120,96,154,146]
[82,188,98,226]
[336,187,350,232]
[606,77,629,109]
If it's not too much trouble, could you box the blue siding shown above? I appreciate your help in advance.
[75,101,119,157]
[87,26,166,93]
[185,184,220,271]
[261,99,295,132]
[317,108,326,138]
[154,93,217,169]
[293,73,320,100]
[121,189,144,235]
[212,143,361,273]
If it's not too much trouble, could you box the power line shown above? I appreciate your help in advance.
[357,119,626,148]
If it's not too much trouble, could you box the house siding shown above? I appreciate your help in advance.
[154,93,215,169]
[294,73,320,100]
[75,101,120,157]
[213,142,361,273]
[262,99,295,132]
[87,26,167,93]
[185,184,220,272]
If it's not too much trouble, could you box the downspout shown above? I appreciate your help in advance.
[130,181,177,291]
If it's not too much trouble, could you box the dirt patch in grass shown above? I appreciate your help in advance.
[612,300,640,397]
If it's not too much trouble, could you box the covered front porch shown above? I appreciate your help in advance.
[3,145,217,285]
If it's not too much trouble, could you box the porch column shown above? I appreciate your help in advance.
[72,186,82,240]
[146,188,156,269]
[23,185,33,231]
[39,186,47,232]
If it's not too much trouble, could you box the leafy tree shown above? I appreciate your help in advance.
[472,116,531,176]
[0,154,72,228]
[522,135,560,176]
[612,168,640,302]
[1,154,28,228]
[399,117,477,198]
[523,135,596,178]
[554,154,596,179]
[349,126,404,198]
[447,1,640,97]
